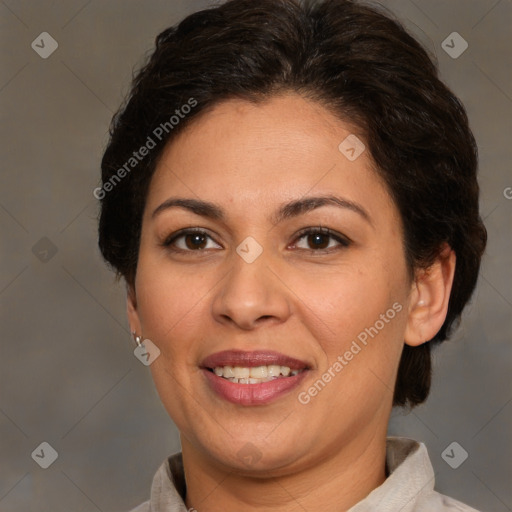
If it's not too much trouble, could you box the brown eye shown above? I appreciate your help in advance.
[305,232,330,250]
[292,227,351,252]
[163,229,221,252]
[183,233,208,250]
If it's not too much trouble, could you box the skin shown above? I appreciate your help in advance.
[127,92,456,512]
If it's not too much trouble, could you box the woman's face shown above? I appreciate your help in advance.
[129,93,414,474]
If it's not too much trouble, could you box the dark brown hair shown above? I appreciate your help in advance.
[98,0,487,407]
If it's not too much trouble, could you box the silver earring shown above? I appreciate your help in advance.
[131,330,142,347]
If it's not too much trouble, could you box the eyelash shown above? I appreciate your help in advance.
[161,226,351,254]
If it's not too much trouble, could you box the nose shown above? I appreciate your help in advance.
[211,247,292,330]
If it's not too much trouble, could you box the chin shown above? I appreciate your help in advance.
[201,436,308,476]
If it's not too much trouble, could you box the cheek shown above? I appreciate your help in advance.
[134,260,212,429]
[291,262,401,341]
[290,258,408,398]
[134,256,210,355]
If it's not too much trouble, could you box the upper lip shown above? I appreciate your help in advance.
[201,350,310,370]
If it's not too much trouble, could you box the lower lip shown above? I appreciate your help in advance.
[202,368,308,406]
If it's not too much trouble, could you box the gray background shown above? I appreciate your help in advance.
[0,0,510,511]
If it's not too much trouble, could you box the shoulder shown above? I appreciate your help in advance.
[385,437,481,512]
[417,491,481,511]
[125,452,186,512]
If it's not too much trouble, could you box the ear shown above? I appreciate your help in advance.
[126,282,142,336]
[404,244,456,346]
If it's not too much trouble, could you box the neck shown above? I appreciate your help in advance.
[181,429,387,512]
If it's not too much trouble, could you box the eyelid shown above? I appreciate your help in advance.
[291,226,352,250]
[162,227,222,248]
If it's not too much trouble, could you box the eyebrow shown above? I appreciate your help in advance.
[152,195,372,226]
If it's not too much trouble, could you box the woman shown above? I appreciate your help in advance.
[98,0,487,510]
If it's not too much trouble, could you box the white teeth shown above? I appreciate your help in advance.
[233,366,250,379]
[223,365,235,378]
[280,366,291,376]
[211,364,303,382]
[267,365,281,377]
[249,366,268,378]
[228,377,273,384]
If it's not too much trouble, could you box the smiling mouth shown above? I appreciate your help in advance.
[206,365,305,384]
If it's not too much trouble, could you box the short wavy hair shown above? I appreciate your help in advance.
[98,0,487,407]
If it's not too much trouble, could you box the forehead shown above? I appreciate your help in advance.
[146,93,396,225]
[159,93,359,169]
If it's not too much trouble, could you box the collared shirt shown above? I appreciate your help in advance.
[129,437,480,511]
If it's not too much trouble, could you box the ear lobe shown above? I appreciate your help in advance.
[404,244,456,347]
[126,283,142,335]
